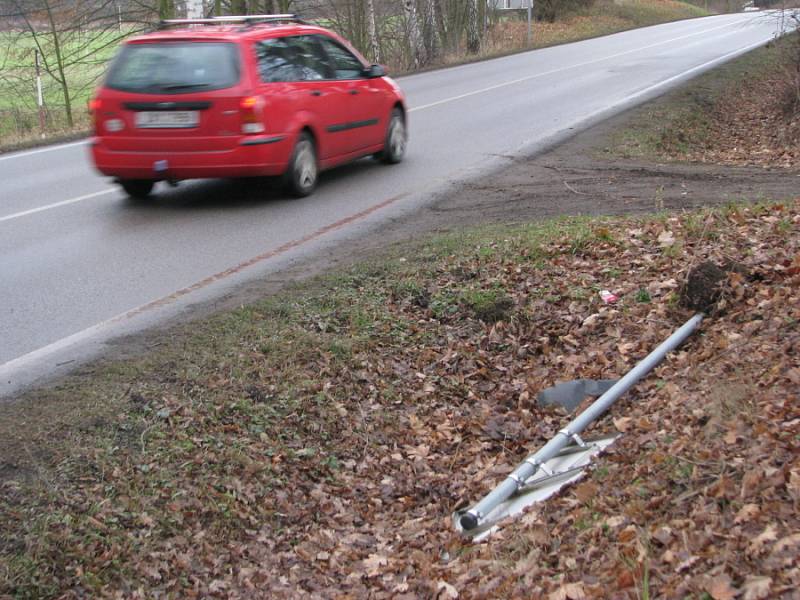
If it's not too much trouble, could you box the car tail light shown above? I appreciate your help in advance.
[88,98,102,135]
[240,95,265,134]
[88,98,124,134]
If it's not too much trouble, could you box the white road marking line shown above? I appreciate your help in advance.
[0,317,113,377]
[612,36,774,104]
[0,192,409,381]
[0,188,115,224]
[510,37,773,155]
[409,19,754,113]
[0,139,87,162]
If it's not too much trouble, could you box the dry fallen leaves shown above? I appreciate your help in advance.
[549,582,586,600]
[707,573,738,600]
[742,576,772,600]
[2,200,799,598]
[437,580,459,599]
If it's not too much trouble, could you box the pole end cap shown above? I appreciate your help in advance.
[459,513,479,531]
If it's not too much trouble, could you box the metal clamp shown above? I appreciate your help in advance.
[524,457,553,476]
[507,472,526,488]
[559,428,588,448]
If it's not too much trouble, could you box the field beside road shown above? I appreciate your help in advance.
[0,28,129,139]
[483,0,708,56]
[1,33,799,598]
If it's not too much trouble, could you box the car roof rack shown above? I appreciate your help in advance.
[158,14,307,30]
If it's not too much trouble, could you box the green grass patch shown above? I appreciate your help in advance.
[0,28,134,144]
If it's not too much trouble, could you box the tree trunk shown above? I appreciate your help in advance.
[43,0,72,127]
[433,0,450,54]
[403,0,424,68]
[422,0,439,63]
[366,0,380,63]
[159,0,174,19]
[466,0,480,54]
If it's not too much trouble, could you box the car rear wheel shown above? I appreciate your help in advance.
[284,133,318,197]
[380,108,406,164]
[119,180,154,199]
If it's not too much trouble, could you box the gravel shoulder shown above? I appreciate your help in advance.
[393,110,799,233]
[326,89,797,267]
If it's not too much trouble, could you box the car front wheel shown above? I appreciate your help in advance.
[284,132,318,197]
[380,108,406,164]
[119,179,154,199]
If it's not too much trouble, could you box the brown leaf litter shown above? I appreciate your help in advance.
[1,202,798,598]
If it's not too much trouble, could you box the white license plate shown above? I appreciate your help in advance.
[135,111,199,129]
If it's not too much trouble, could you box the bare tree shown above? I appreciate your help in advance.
[466,0,479,54]
[366,0,380,62]
[8,0,144,128]
[159,0,173,18]
[275,0,485,71]
[403,0,424,67]
[432,0,449,51]
[421,0,439,63]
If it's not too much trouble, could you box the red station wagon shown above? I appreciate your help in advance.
[89,15,408,198]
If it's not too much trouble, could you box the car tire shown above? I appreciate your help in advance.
[380,108,406,164]
[284,132,318,197]
[119,180,154,199]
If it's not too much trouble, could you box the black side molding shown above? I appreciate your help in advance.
[327,118,379,133]
[240,135,286,146]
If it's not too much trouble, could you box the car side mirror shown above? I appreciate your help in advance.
[364,64,385,78]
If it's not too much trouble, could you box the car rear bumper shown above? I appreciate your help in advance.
[90,135,291,180]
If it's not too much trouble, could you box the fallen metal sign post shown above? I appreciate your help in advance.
[455,313,704,538]
[456,434,618,542]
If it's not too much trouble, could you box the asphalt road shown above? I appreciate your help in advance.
[0,12,788,395]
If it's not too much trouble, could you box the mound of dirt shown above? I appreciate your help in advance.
[680,261,728,313]
[680,261,751,314]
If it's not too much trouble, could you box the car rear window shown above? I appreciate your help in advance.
[105,42,240,94]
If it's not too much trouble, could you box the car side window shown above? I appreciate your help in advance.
[288,36,333,80]
[256,38,296,82]
[316,37,365,80]
[255,36,329,82]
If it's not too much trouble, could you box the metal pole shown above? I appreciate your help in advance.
[35,49,45,135]
[459,313,704,531]
[527,1,532,46]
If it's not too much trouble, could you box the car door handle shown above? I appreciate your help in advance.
[310,90,323,97]
[349,89,359,95]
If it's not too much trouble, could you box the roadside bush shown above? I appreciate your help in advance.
[0,106,87,140]
[536,0,596,22]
